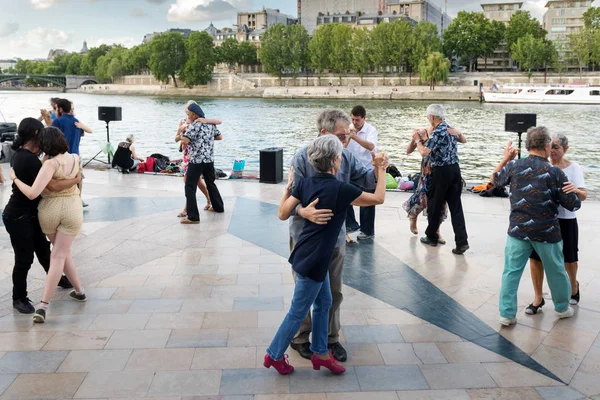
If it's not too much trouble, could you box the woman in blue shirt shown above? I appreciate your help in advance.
[263,134,387,375]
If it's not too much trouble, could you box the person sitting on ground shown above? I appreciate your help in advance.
[525,133,587,315]
[112,135,145,173]
[264,134,387,376]
[491,127,582,326]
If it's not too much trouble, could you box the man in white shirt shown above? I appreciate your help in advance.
[346,105,378,240]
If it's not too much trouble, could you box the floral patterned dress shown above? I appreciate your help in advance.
[402,153,448,221]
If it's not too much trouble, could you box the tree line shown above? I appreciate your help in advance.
[2,31,258,88]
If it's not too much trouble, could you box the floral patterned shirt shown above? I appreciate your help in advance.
[494,155,581,243]
[425,121,459,167]
[183,122,221,164]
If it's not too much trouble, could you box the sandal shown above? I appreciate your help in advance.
[525,298,545,315]
[180,218,199,225]
[204,203,212,211]
[346,234,356,244]
[409,218,418,235]
[177,211,187,218]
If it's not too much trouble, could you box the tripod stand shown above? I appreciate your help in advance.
[83,121,112,167]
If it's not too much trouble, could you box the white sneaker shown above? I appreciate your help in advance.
[555,306,575,319]
[499,317,517,326]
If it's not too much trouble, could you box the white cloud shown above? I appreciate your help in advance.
[31,0,60,9]
[167,0,248,22]
[0,23,19,38]
[0,27,72,59]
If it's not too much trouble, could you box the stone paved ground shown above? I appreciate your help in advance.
[0,168,599,400]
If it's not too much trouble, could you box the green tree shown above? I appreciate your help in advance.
[217,38,240,72]
[351,28,373,86]
[370,22,395,83]
[511,34,545,81]
[286,24,310,82]
[408,21,441,83]
[419,52,449,90]
[180,31,217,87]
[568,30,593,78]
[238,41,258,72]
[309,24,334,85]
[66,53,83,75]
[505,10,546,57]
[126,43,151,74]
[260,23,289,85]
[443,11,488,72]
[540,39,557,83]
[390,19,414,80]
[481,20,506,71]
[148,32,187,87]
[329,24,353,84]
[80,44,112,75]
[583,6,600,30]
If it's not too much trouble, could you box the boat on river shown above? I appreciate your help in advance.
[483,84,600,105]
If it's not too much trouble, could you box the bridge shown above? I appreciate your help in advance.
[0,74,98,89]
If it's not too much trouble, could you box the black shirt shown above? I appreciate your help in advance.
[4,149,43,217]
[289,173,362,282]
[493,155,581,243]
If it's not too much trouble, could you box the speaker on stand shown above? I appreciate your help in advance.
[504,113,537,159]
[84,106,122,167]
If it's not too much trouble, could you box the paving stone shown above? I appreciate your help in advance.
[181,298,235,312]
[342,325,404,344]
[467,387,544,400]
[30,314,96,331]
[89,313,150,330]
[227,327,278,347]
[256,394,327,400]
[377,343,422,365]
[420,363,497,390]
[395,389,469,400]
[167,328,229,348]
[202,312,258,329]
[354,365,429,391]
[0,331,54,351]
[220,368,290,395]
[482,362,562,388]
[535,386,586,400]
[111,287,165,300]
[362,309,422,326]
[0,374,17,396]
[146,312,205,329]
[58,349,132,372]
[192,347,257,369]
[127,299,184,314]
[125,348,195,371]
[148,370,222,396]
[233,296,284,311]
[74,371,154,398]
[1,372,86,400]
[343,344,385,366]
[569,371,600,397]
[0,315,33,332]
[104,329,171,349]
[326,392,399,400]
[43,330,113,350]
[412,343,448,364]
[437,342,509,363]
[0,350,69,373]
[531,344,582,383]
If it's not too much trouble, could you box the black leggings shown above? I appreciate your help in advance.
[2,212,51,300]
[185,162,224,221]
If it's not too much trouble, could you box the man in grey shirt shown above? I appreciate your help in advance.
[289,108,384,362]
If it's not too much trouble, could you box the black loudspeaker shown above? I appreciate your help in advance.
[98,106,122,123]
[259,147,283,184]
[505,113,537,133]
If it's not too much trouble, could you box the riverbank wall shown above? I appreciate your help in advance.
[70,71,600,101]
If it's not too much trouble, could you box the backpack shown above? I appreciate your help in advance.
[386,165,401,178]
[150,153,170,172]
[144,157,156,173]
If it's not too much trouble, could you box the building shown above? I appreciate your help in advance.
[80,40,89,54]
[386,0,453,34]
[478,2,523,71]
[47,49,68,61]
[236,8,297,31]
[300,0,382,34]
[142,28,193,43]
[0,59,17,72]
[316,11,416,30]
[543,0,592,43]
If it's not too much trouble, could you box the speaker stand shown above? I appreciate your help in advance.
[83,121,112,168]
[517,131,523,159]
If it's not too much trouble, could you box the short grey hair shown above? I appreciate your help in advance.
[307,135,343,173]
[125,134,135,143]
[552,132,569,148]
[526,126,552,151]
[426,104,447,120]
[316,109,351,134]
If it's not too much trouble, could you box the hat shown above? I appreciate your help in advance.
[187,103,205,119]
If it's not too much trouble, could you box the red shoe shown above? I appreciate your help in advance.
[264,354,294,375]
[311,351,346,375]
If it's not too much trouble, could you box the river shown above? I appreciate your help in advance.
[1,90,599,189]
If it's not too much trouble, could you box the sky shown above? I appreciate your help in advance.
[0,0,597,60]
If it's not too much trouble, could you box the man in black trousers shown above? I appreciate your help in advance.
[414,104,469,255]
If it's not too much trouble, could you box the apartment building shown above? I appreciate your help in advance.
[478,2,523,71]
[300,0,381,34]
[315,11,416,30]
[386,0,453,34]
[543,0,592,43]
[237,8,297,32]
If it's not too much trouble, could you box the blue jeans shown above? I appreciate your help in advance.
[500,235,571,318]
[266,272,332,361]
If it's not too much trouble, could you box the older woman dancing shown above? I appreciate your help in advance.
[525,133,587,315]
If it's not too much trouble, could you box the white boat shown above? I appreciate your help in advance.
[483,84,600,104]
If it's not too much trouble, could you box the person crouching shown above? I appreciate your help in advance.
[264,134,387,375]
